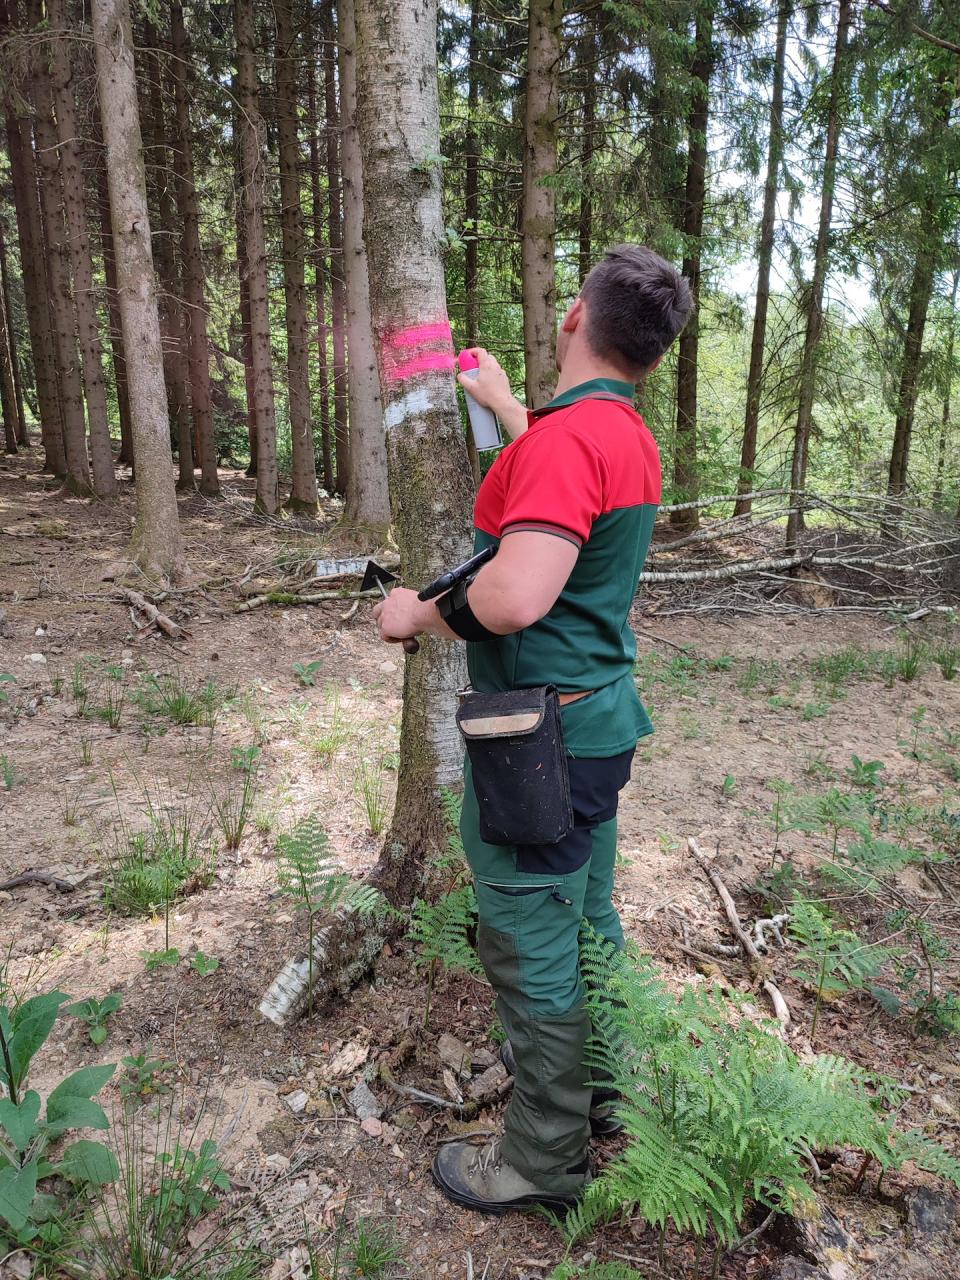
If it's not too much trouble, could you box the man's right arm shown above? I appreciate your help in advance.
[456,347,529,440]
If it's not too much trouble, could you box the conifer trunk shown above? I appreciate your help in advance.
[235,0,280,514]
[670,0,714,534]
[339,0,389,531]
[577,13,597,287]
[785,0,850,549]
[307,25,334,494]
[47,0,116,498]
[933,270,958,512]
[170,1,220,496]
[0,222,25,449]
[355,0,474,890]
[276,0,319,513]
[735,0,789,518]
[521,0,562,407]
[323,0,349,496]
[96,160,134,468]
[887,212,938,499]
[94,0,187,579]
[0,223,17,452]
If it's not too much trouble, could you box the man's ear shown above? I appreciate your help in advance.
[644,353,664,376]
[561,297,584,333]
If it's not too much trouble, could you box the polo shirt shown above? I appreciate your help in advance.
[467,377,661,758]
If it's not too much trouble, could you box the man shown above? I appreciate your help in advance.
[373,244,692,1214]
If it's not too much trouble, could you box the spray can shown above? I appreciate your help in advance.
[457,349,503,450]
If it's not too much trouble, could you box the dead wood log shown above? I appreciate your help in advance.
[236,588,378,614]
[116,588,186,639]
[0,871,77,892]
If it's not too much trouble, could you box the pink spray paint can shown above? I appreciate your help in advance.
[457,349,503,451]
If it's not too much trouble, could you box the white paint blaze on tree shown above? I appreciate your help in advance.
[94,0,187,581]
[354,0,474,892]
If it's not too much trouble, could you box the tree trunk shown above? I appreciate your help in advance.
[170,1,220,496]
[734,0,789,518]
[276,0,319,514]
[521,0,562,407]
[235,0,280,514]
[462,0,482,488]
[338,0,390,532]
[27,0,90,496]
[47,0,116,499]
[0,222,25,450]
[94,0,187,579]
[235,176,258,478]
[933,269,958,511]
[670,0,714,534]
[96,159,134,468]
[323,0,349,496]
[785,0,851,550]
[355,0,475,890]
[0,223,17,452]
[308,14,333,494]
[144,31,194,492]
[577,12,597,288]
[0,0,64,472]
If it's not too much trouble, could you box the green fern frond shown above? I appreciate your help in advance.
[410,884,484,978]
[277,815,385,918]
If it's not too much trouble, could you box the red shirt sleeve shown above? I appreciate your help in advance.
[498,423,606,545]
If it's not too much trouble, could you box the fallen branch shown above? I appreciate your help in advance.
[0,870,77,893]
[116,588,185,639]
[762,980,791,1027]
[236,588,378,614]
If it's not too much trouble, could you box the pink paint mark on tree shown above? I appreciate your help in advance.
[381,318,455,383]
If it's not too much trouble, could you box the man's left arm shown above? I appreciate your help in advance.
[372,530,579,644]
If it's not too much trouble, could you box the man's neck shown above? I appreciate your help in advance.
[552,357,634,399]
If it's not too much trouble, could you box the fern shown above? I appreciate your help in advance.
[570,934,958,1256]
[548,1265,644,1280]
[276,815,384,1012]
[410,885,484,979]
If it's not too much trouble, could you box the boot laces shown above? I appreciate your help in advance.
[472,1138,502,1176]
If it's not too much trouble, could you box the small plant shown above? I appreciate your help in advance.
[210,746,260,850]
[133,671,232,729]
[1,754,14,790]
[66,993,123,1045]
[142,948,181,972]
[103,790,214,918]
[355,754,390,835]
[721,774,736,798]
[71,662,89,717]
[78,735,94,766]
[0,672,17,707]
[0,989,119,1255]
[306,688,351,763]
[801,700,830,721]
[62,786,83,826]
[191,952,219,977]
[846,755,885,789]
[51,671,64,697]
[118,1048,175,1101]
[348,1216,405,1277]
[293,659,324,687]
[877,651,899,688]
[934,644,959,681]
[896,637,926,682]
[738,656,781,695]
[97,682,126,730]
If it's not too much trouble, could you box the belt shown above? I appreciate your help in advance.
[558,689,595,706]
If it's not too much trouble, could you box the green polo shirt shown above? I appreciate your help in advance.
[467,378,662,757]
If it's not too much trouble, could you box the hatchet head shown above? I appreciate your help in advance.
[361,560,399,594]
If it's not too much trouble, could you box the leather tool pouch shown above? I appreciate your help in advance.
[456,686,573,846]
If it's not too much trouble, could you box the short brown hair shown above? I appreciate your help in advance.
[579,244,693,375]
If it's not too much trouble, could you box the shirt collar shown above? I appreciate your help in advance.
[537,377,636,413]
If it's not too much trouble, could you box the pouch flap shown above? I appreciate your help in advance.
[456,686,550,740]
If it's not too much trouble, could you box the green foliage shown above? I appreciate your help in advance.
[0,672,16,706]
[1,754,14,790]
[132,672,232,729]
[846,755,885,788]
[934,644,959,681]
[896,638,926,683]
[118,1050,175,1102]
[0,990,118,1253]
[409,884,484,980]
[292,659,324,687]
[141,949,180,972]
[191,952,220,977]
[66,994,122,1046]
[210,746,260,850]
[348,1216,405,1276]
[565,938,959,1253]
[355,754,390,836]
[103,803,213,917]
[549,1266,643,1280]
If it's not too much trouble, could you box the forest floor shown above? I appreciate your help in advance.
[1,446,959,1280]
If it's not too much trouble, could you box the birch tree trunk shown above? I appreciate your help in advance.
[785,0,851,549]
[734,0,789,518]
[235,0,280,514]
[47,0,116,499]
[670,0,714,534]
[170,1,220,496]
[355,0,474,897]
[522,0,562,407]
[276,0,319,513]
[323,0,349,496]
[338,0,389,533]
[94,0,187,580]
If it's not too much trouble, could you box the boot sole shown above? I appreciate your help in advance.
[431,1162,583,1218]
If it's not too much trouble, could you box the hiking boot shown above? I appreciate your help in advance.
[431,1137,589,1216]
[499,1039,624,1138]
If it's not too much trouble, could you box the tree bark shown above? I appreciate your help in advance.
[338,0,389,531]
[461,0,482,488]
[94,0,187,579]
[144,31,194,492]
[276,0,319,514]
[785,0,851,549]
[933,270,958,511]
[577,12,597,288]
[670,0,714,534]
[47,0,116,499]
[355,0,474,896]
[170,1,220,496]
[323,0,349,496]
[27,0,90,495]
[234,167,258,478]
[307,20,334,493]
[96,159,134,467]
[734,0,790,518]
[521,0,562,407]
[235,0,280,514]
[0,221,24,450]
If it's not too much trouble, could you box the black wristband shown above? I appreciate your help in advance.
[437,577,499,642]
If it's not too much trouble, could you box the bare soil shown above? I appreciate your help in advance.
[1,447,959,1279]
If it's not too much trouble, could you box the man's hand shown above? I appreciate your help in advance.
[372,588,458,643]
[457,348,529,440]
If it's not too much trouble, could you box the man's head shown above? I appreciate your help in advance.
[556,244,693,380]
